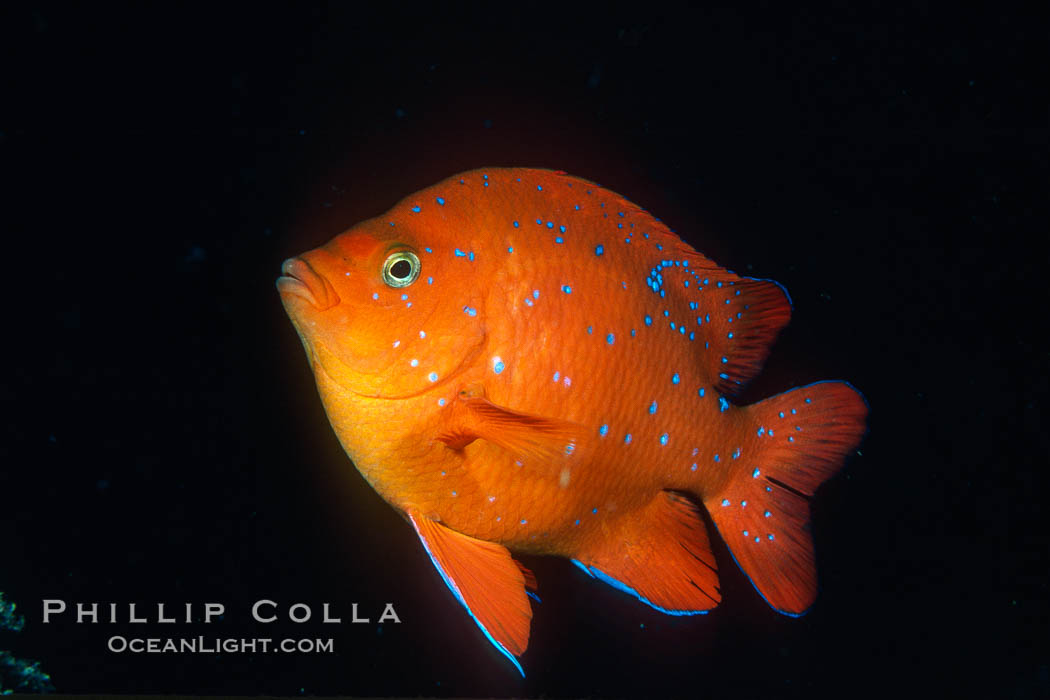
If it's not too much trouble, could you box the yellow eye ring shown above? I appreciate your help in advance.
[381,250,421,288]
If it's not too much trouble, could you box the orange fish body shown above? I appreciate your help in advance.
[277,168,867,673]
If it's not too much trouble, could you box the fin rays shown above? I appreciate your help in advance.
[408,512,533,675]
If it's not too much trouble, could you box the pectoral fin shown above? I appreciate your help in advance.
[436,394,583,468]
[407,510,534,675]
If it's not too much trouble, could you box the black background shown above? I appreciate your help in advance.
[2,3,1047,697]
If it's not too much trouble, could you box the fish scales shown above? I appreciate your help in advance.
[277,167,867,674]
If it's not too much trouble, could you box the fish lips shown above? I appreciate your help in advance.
[276,257,341,311]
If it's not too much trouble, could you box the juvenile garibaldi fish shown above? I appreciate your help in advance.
[277,168,867,674]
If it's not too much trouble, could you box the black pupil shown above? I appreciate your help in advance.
[390,259,412,279]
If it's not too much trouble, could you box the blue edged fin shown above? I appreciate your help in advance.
[407,511,533,676]
[667,245,793,398]
[572,560,709,616]
[703,380,867,615]
[570,491,721,615]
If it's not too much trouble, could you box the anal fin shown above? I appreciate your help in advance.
[572,491,721,615]
[407,511,533,675]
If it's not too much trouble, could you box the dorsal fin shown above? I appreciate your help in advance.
[671,246,792,397]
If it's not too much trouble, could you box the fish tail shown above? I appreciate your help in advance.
[703,380,868,615]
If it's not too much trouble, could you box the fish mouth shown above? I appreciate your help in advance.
[276,257,340,310]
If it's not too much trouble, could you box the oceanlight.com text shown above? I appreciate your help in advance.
[107,636,334,654]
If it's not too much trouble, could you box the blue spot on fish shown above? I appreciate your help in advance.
[463,306,477,316]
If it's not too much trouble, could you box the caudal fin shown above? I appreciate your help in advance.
[704,381,867,615]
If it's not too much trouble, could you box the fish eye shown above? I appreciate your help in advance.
[381,250,421,288]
